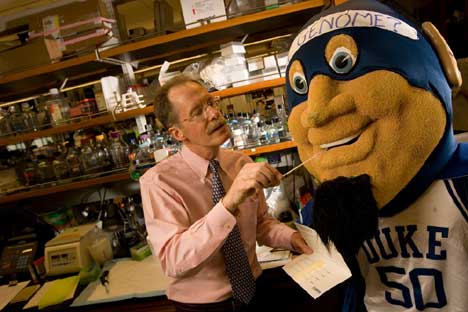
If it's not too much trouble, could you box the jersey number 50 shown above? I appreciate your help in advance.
[376,266,447,310]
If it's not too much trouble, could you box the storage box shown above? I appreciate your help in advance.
[220,42,246,57]
[30,16,116,55]
[180,0,227,29]
[0,38,62,74]
[28,0,112,35]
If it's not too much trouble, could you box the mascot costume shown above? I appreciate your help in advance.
[286,0,468,311]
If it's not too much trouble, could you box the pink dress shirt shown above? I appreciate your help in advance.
[140,145,295,303]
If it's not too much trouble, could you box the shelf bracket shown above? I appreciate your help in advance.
[94,49,139,68]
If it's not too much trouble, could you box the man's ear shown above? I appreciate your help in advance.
[422,22,462,95]
[168,125,186,142]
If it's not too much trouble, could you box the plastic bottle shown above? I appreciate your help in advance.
[46,88,70,127]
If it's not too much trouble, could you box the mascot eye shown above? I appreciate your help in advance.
[292,72,308,94]
[329,47,356,74]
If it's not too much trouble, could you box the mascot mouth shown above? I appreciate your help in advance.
[319,132,361,150]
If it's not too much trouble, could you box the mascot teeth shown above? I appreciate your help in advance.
[319,132,361,150]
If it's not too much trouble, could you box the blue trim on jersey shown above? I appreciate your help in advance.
[438,143,468,179]
[451,177,468,213]
[378,136,457,217]
[443,180,468,222]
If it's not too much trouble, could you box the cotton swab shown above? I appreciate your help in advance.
[283,153,321,178]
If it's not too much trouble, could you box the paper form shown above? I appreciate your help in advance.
[0,281,29,311]
[283,223,351,298]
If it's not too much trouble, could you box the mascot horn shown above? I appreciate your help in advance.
[286,0,467,311]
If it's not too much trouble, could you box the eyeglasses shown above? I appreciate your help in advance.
[181,96,221,123]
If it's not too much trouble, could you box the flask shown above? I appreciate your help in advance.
[46,88,70,127]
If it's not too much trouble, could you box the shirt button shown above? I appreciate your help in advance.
[224,224,232,230]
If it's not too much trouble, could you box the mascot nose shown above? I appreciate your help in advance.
[304,75,356,128]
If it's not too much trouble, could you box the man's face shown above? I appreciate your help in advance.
[168,82,231,152]
[287,35,447,207]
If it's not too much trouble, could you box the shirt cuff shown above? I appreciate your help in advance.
[206,201,237,235]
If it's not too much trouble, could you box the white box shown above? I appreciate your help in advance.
[180,0,227,29]
[263,55,278,69]
[276,52,289,67]
[220,42,246,56]
[223,54,246,66]
[247,57,265,72]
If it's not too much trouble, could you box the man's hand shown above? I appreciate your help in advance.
[290,232,313,254]
[222,162,282,214]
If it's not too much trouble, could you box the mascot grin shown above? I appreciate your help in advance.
[286,0,467,311]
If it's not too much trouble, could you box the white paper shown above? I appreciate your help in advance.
[283,223,351,298]
[256,245,291,263]
[0,281,29,311]
[181,0,227,29]
[71,257,169,307]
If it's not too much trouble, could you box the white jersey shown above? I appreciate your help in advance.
[357,178,468,312]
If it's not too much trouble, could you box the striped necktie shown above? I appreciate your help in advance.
[209,159,256,304]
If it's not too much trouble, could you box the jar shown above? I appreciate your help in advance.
[69,98,98,118]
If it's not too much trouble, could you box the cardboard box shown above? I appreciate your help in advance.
[29,16,116,56]
[0,38,62,74]
[29,0,112,34]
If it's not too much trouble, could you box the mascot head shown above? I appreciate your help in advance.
[286,0,461,252]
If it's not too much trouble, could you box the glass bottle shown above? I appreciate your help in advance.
[46,88,70,127]
[21,102,39,132]
[265,119,280,144]
[8,104,27,133]
[66,145,83,177]
[81,138,101,174]
[22,156,38,186]
[0,107,12,137]
[95,134,111,171]
[109,131,130,168]
[36,155,55,183]
[272,116,286,139]
[231,119,247,149]
[257,121,268,145]
[52,151,69,180]
[35,99,51,130]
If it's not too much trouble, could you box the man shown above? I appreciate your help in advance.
[140,75,311,312]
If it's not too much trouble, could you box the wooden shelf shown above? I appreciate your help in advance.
[0,1,324,101]
[0,78,286,146]
[0,141,297,204]
[0,171,129,205]
[212,78,285,98]
[0,106,154,146]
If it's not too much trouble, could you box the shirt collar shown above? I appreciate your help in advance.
[180,145,211,180]
[180,145,229,180]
